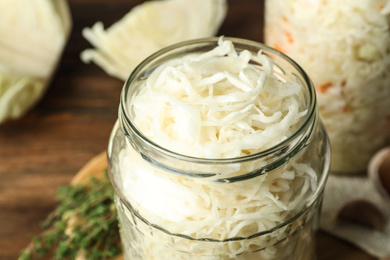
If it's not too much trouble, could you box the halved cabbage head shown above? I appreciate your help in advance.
[0,0,71,123]
[81,0,227,81]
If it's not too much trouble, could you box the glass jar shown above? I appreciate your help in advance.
[107,37,331,260]
[264,0,390,173]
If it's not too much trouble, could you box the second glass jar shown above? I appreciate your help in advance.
[264,0,390,173]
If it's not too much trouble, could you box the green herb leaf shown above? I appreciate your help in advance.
[18,170,121,260]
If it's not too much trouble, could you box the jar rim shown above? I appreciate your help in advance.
[120,37,317,165]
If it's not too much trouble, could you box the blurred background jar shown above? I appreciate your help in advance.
[264,0,390,174]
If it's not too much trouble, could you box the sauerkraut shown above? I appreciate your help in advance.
[265,0,390,173]
[131,39,307,159]
[109,38,326,260]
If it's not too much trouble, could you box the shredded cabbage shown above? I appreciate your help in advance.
[117,39,318,259]
[81,0,227,81]
[265,0,390,172]
[132,38,306,158]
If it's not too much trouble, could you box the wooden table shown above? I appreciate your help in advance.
[0,1,377,259]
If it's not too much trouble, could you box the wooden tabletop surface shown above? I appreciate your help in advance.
[0,0,377,259]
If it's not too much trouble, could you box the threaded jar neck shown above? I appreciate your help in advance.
[118,37,318,182]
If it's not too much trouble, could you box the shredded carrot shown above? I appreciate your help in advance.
[273,44,285,53]
[380,4,384,10]
[342,106,350,113]
[283,16,288,22]
[318,82,333,93]
[285,31,294,44]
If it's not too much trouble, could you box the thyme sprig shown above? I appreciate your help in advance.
[18,171,121,260]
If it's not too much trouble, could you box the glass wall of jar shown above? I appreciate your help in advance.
[264,0,390,174]
[107,37,331,260]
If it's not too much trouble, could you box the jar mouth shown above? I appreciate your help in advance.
[120,37,317,165]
